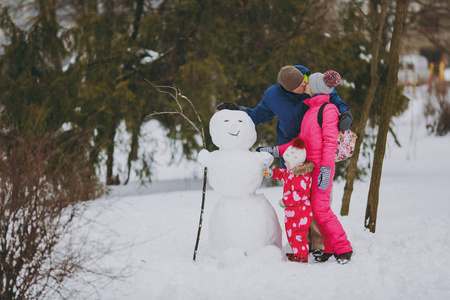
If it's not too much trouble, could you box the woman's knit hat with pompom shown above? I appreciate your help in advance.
[309,70,341,95]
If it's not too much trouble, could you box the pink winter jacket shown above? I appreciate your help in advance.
[278,94,339,169]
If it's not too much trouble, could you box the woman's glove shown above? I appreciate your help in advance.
[338,110,353,131]
[279,199,287,208]
[318,166,331,190]
[256,146,280,158]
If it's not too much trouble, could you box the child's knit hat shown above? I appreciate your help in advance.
[283,137,307,169]
[309,70,341,95]
[291,137,306,150]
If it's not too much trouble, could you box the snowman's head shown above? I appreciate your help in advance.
[209,109,256,150]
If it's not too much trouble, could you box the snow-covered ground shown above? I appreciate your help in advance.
[72,85,450,300]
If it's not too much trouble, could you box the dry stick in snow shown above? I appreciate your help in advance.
[143,80,207,261]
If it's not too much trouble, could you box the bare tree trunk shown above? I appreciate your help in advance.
[106,125,118,185]
[124,126,139,185]
[365,0,409,233]
[123,0,144,185]
[341,0,389,216]
[132,0,144,41]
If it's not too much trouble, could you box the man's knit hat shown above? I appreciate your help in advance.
[309,70,341,95]
[277,66,304,92]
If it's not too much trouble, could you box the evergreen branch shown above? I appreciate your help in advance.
[87,56,121,70]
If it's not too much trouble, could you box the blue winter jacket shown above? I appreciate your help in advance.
[246,65,350,147]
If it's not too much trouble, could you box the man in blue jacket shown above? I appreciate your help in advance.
[218,65,352,161]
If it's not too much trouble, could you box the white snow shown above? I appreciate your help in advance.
[62,54,76,72]
[68,84,450,299]
[359,52,372,63]
[399,55,430,84]
[140,49,160,64]
[444,68,450,81]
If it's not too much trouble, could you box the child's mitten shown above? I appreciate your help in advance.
[262,165,273,178]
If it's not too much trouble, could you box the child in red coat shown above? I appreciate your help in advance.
[264,137,315,263]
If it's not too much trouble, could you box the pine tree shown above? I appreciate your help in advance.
[0,0,72,136]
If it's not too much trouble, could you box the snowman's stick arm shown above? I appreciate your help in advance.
[193,166,208,261]
[179,93,206,148]
[143,80,208,262]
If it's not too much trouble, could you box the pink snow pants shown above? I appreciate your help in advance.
[311,166,352,255]
[284,201,313,259]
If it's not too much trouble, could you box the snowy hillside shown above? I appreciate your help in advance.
[70,84,450,300]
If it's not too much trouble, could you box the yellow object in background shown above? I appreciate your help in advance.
[439,61,445,80]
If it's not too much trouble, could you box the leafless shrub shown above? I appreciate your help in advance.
[0,127,106,299]
[436,99,450,136]
[424,95,439,132]
[424,85,449,136]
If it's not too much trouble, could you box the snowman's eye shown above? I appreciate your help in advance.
[238,120,243,122]
[224,120,229,122]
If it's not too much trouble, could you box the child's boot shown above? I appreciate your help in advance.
[286,253,308,263]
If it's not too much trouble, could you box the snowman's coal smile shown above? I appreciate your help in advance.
[229,131,240,137]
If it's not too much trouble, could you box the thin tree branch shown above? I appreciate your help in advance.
[351,0,376,32]
[143,80,208,261]
[389,126,402,147]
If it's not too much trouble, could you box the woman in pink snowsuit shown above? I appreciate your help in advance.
[278,70,353,264]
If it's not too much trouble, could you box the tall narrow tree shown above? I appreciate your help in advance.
[365,0,409,232]
[341,0,389,216]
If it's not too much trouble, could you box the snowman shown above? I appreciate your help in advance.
[198,108,283,264]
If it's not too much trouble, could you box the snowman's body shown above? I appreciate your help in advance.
[206,149,265,197]
[198,110,282,263]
